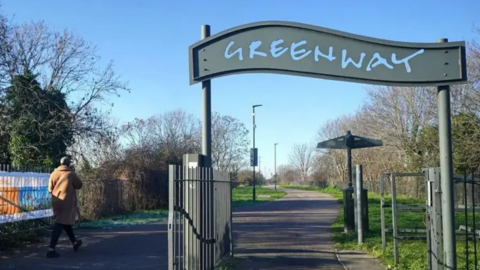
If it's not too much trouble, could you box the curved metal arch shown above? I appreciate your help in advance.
[189,21,467,86]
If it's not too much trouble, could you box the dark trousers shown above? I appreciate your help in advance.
[49,223,77,249]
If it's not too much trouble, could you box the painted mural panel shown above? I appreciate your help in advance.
[0,172,53,224]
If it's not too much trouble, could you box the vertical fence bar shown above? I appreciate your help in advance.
[180,167,184,270]
[434,168,443,269]
[223,175,227,259]
[177,166,181,270]
[391,173,399,265]
[193,167,197,270]
[206,168,211,270]
[184,167,188,270]
[209,168,214,270]
[210,168,215,268]
[217,175,221,263]
[168,165,175,270]
[380,174,386,253]
[193,167,198,270]
[211,168,215,269]
[194,167,198,269]
[197,167,201,270]
[200,167,205,270]
[175,168,179,270]
[181,168,185,270]
[230,174,234,257]
[187,167,192,270]
[464,171,469,269]
[216,174,220,264]
[472,172,478,270]
[426,176,432,270]
[205,168,210,270]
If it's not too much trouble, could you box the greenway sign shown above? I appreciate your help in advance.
[189,21,467,86]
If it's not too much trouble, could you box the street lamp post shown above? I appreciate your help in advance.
[274,143,279,190]
[252,104,262,201]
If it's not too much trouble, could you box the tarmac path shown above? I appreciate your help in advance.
[233,186,385,270]
[0,186,384,270]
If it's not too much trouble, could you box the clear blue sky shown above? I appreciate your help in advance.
[2,0,479,177]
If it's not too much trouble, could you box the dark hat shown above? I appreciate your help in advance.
[60,156,72,166]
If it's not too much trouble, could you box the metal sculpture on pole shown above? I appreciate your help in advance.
[317,131,383,232]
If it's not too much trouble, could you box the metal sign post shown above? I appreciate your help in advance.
[437,38,457,269]
[201,25,212,167]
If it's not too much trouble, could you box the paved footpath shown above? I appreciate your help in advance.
[0,187,385,270]
[0,223,169,270]
[233,186,385,270]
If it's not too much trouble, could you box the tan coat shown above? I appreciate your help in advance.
[48,165,83,225]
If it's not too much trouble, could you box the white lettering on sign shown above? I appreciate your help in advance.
[224,40,425,73]
[341,50,366,69]
[391,50,425,73]
[225,41,243,61]
[366,53,394,71]
[270,39,288,58]
[249,41,267,59]
[315,46,336,62]
[290,40,311,60]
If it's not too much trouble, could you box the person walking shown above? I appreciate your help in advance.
[46,156,83,258]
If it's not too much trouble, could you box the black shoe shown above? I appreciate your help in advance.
[46,250,60,258]
[73,240,82,252]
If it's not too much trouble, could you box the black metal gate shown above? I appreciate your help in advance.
[425,168,480,270]
[167,164,233,270]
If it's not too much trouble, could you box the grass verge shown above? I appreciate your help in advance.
[232,185,286,209]
[79,209,169,229]
[282,184,480,270]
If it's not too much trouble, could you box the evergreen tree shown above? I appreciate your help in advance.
[4,70,73,167]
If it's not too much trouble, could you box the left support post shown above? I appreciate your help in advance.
[201,25,212,167]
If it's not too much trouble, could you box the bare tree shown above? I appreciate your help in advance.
[121,109,201,168]
[316,116,354,184]
[277,164,300,184]
[211,112,250,172]
[230,159,250,178]
[0,18,130,142]
[311,153,337,184]
[68,118,124,169]
[120,110,251,171]
[288,143,315,181]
